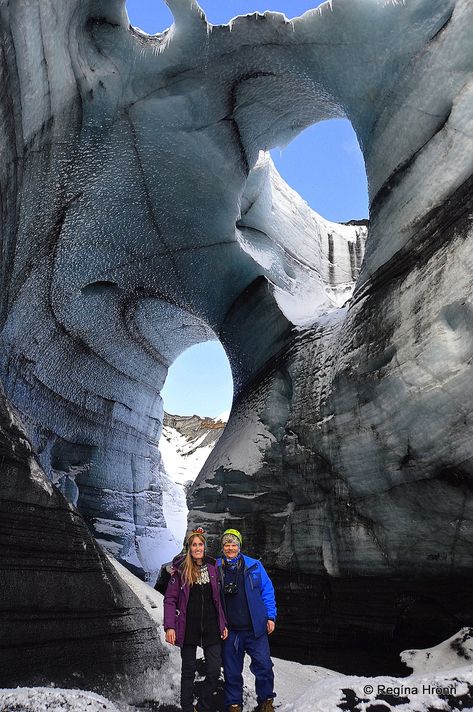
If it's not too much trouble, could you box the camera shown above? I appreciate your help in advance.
[224,582,238,595]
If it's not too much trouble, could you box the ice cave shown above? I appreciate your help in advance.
[0,0,473,700]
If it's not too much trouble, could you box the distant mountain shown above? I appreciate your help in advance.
[156,411,228,573]
[160,412,227,486]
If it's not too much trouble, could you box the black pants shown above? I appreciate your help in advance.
[180,643,222,712]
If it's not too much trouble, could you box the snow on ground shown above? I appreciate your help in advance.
[401,627,473,674]
[277,669,473,711]
[0,688,120,711]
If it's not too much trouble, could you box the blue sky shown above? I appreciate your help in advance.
[126,0,326,29]
[161,342,234,418]
[126,1,368,418]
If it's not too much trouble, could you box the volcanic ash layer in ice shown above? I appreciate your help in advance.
[0,0,473,682]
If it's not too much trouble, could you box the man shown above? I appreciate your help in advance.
[217,528,276,712]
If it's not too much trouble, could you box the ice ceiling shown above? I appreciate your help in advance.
[1,0,473,680]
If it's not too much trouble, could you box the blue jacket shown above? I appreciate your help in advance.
[217,554,276,638]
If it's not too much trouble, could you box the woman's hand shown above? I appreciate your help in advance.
[221,627,228,640]
[165,628,176,645]
[267,620,275,635]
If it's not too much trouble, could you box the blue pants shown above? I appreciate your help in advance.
[222,629,275,707]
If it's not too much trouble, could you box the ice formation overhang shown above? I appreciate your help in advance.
[0,0,472,682]
[0,0,368,569]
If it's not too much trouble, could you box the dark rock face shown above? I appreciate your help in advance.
[270,572,473,675]
[0,385,162,688]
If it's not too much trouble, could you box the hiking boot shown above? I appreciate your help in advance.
[260,699,275,712]
[227,706,242,712]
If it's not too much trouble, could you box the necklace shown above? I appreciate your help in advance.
[197,563,210,585]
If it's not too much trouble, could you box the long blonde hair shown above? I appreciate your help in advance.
[179,533,205,586]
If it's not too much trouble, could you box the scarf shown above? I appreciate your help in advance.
[223,552,242,570]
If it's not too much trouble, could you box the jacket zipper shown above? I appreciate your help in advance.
[219,565,228,617]
[200,573,204,648]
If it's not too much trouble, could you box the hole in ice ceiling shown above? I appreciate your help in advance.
[161,341,233,421]
[194,0,326,24]
[125,3,368,224]
[271,118,369,224]
[126,0,173,33]
[126,0,326,33]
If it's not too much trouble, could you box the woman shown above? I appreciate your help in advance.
[164,528,228,712]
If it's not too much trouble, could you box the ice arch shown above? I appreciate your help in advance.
[0,0,367,572]
[0,0,472,685]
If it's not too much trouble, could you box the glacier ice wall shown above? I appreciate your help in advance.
[0,0,472,678]
[0,0,364,574]
[0,381,162,688]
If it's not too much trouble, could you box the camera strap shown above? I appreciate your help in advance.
[224,558,241,588]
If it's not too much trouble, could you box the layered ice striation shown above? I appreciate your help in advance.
[0,0,472,682]
[0,381,162,688]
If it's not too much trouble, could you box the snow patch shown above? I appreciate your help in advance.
[219,409,276,476]
[29,456,53,496]
[0,688,119,711]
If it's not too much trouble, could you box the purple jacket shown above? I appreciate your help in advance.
[163,555,227,647]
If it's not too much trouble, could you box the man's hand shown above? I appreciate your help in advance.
[221,627,228,640]
[165,628,176,645]
[267,620,275,635]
